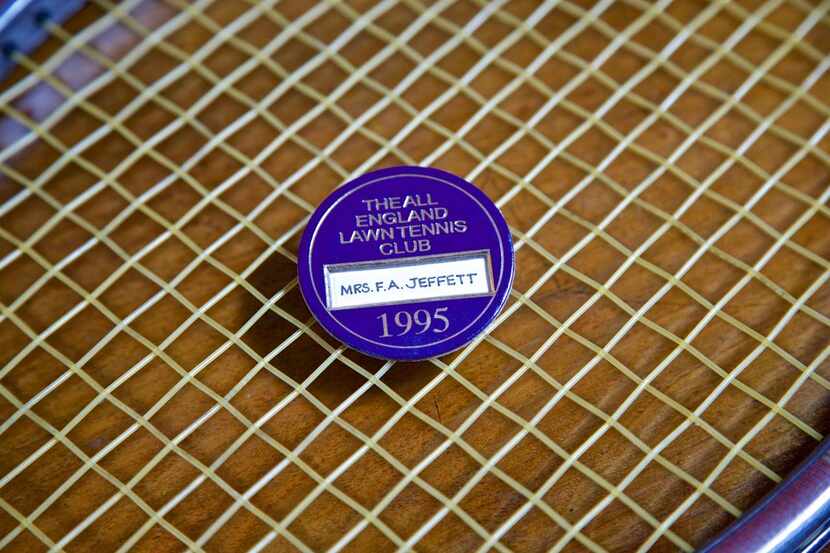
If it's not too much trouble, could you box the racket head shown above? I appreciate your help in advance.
[0,1,829,552]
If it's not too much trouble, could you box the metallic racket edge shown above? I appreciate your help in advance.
[0,0,84,81]
[2,1,828,552]
[699,436,830,553]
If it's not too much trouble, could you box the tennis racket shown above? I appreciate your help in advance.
[1,0,829,551]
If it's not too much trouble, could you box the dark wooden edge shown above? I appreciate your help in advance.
[699,437,830,553]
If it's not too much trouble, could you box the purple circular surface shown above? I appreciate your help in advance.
[297,166,515,361]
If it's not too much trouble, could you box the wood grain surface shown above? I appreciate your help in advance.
[1,1,830,552]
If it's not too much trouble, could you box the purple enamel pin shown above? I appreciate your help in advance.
[297,166,515,360]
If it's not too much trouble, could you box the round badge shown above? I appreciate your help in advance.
[297,166,515,360]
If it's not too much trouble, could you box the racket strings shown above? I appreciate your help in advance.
[0,0,829,551]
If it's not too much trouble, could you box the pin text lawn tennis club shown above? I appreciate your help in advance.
[298,166,515,361]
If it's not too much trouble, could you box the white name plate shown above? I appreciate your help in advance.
[325,250,494,310]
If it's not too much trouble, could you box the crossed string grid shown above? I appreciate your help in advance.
[0,0,824,544]
[0,0,829,552]
[0,1,824,548]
